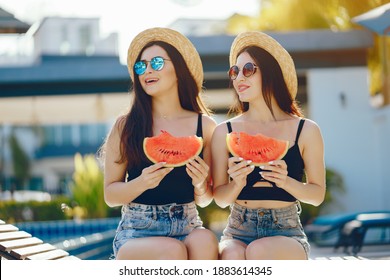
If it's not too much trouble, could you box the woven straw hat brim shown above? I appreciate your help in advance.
[229,31,297,99]
[127,27,203,92]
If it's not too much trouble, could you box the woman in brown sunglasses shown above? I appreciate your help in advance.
[211,31,326,260]
[100,27,218,260]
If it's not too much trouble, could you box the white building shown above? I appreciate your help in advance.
[308,67,390,212]
[29,17,118,57]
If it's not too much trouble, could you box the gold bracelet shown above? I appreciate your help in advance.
[195,184,208,196]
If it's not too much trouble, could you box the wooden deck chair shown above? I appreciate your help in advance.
[0,219,80,260]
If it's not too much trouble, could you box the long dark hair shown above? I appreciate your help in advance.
[228,46,303,118]
[114,41,210,169]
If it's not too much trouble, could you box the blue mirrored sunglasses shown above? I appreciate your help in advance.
[134,56,171,76]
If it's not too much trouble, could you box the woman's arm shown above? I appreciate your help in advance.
[260,119,326,206]
[103,117,173,207]
[187,115,217,207]
[211,123,254,208]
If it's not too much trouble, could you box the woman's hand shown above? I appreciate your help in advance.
[139,162,173,190]
[186,156,210,193]
[227,157,254,189]
[259,160,289,189]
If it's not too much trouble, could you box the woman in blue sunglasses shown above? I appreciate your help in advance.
[211,31,326,260]
[100,27,218,259]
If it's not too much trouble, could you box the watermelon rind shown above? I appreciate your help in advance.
[226,132,289,166]
[143,130,203,167]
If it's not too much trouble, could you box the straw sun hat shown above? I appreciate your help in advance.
[127,27,203,91]
[229,31,298,98]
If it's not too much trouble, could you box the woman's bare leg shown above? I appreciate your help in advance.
[219,239,247,260]
[184,228,218,260]
[116,236,188,260]
[246,236,307,260]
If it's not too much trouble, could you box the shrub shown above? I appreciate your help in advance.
[300,168,345,225]
[0,196,72,223]
[69,153,109,219]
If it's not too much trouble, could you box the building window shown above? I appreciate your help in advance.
[79,25,94,55]
[43,126,58,146]
[61,125,72,146]
[79,123,107,146]
[60,25,70,55]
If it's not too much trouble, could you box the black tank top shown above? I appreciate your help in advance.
[227,118,305,202]
[127,114,203,205]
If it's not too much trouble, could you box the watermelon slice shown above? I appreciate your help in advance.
[143,130,203,167]
[226,132,289,166]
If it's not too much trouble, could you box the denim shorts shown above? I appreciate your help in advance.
[113,201,203,258]
[221,202,310,257]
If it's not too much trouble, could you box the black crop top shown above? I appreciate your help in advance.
[127,114,203,205]
[227,118,305,202]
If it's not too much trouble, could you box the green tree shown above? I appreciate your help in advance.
[9,133,30,190]
[250,0,390,31]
